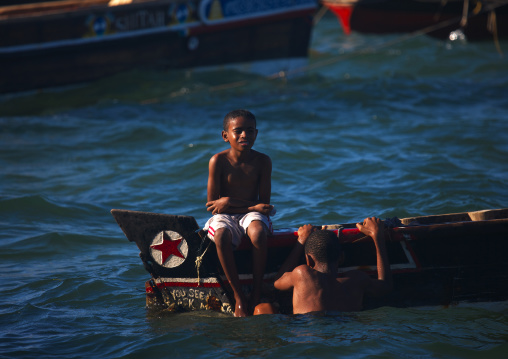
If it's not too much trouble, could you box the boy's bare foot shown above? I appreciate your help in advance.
[234,296,249,317]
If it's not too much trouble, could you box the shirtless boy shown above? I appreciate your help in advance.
[263,217,392,314]
[204,109,273,317]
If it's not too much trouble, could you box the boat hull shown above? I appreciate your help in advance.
[0,0,316,93]
[112,208,508,315]
[322,0,508,40]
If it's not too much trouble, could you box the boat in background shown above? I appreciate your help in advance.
[321,0,508,41]
[0,0,317,93]
[112,208,508,315]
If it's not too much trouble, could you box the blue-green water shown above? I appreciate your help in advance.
[1,12,508,358]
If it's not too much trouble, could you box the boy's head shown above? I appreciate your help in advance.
[305,230,341,265]
[223,109,256,131]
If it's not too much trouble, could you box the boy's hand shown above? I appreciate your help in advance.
[206,197,230,214]
[252,203,274,216]
[356,217,385,242]
[297,224,316,245]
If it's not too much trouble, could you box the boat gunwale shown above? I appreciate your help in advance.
[0,0,163,20]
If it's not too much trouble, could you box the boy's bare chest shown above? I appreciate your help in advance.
[224,162,259,184]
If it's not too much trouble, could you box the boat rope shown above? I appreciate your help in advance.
[195,239,212,286]
[138,0,507,104]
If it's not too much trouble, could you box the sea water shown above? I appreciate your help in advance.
[1,11,508,358]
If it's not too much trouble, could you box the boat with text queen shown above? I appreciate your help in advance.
[0,0,317,94]
[111,208,508,315]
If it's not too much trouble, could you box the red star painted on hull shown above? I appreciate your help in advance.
[150,232,185,265]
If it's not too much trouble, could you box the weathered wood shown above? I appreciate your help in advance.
[468,208,508,221]
[401,208,508,225]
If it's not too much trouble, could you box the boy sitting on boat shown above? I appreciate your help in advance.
[255,217,392,314]
[204,109,273,317]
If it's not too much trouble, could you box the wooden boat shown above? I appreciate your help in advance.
[0,0,317,94]
[111,208,508,315]
[321,0,508,41]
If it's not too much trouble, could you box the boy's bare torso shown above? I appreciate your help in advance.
[291,266,369,314]
[214,149,268,202]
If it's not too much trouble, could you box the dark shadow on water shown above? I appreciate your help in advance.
[0,68,272,117]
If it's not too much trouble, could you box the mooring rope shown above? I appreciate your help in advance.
[195,239,212,286]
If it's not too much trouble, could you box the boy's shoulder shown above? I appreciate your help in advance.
[211,149,230,159]
[211,149,271,162]
[292,264,318,281]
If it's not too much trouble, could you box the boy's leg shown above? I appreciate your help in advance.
[213,228,248,317]
[247,220,268,312]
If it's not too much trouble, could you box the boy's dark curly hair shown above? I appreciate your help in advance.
[223,109,256,131]
[304,230,341,264]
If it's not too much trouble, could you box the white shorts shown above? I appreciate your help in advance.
[203,212,273,249]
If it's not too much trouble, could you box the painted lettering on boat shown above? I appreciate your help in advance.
[165,287,231,313]
[169,288,210,301]
[170,292,201,309]
[221,302,232,314]
[115,10,166,31]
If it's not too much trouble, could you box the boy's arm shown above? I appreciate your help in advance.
[274,270,296,291]
[207,154,221,203]
[356,217,393,296]
[206,198,273,215]
[258,155,272,205]
[273,224,315,281]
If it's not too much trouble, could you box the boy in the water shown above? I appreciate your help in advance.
[204,109,273,317]
[257,217,392,314]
